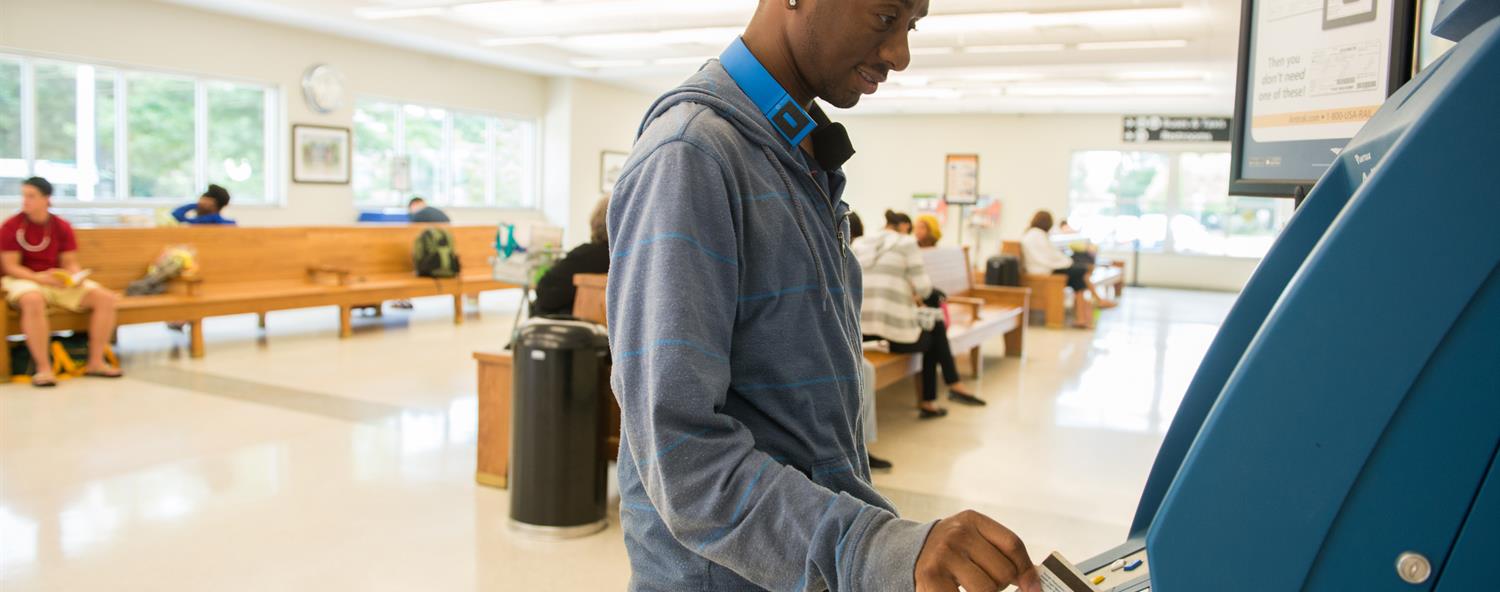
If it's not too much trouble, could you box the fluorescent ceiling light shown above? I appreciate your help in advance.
[655,56,714,66]
[910,47,956,56]
[919,8,1198,35]
[1115,70,1208,81]
[963,72,1046,82]
[1005,83,1213,97]
[565,27,740,50]
[355,6,445,20]
[571,58,649,69]
[867,88,963,100]
[964,44,1066,54]
[480,35,563,47]
[480,27,738,50]
[451,0,751,29]
[1077,39,1189,51]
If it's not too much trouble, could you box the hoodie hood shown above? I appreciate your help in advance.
[640,60,793,159]
[638,58,856,314]
[638,59,852,177]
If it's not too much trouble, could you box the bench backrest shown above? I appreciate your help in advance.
[920,246,974,297]
[573,274,608,325]
[71,225,499,291]
[77,227,315,291]
[309,225,496,278]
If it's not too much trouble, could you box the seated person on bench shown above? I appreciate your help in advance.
[531,197,610,317]
[1021,210,1116,329]
[854,210,985,419]
[889,210,913,235]
[1057,217,1099,265]
[847,213,892,471]
[0,177,124,387]
[171,184,236,225]
[913,214,942,248]
[407,197,450,223]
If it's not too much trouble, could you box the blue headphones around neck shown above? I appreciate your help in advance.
[719,37,818,149]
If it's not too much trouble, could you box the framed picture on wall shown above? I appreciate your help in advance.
[943,153,980,205]
[600,151,629,195]
[292,124,352,184]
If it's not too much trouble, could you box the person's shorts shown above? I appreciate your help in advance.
[1053,265,1089,292]
[2,277,103,313]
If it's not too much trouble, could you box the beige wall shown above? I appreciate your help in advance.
[838,113,1261,291]
[554,78,653,247]
[0,0,654,237]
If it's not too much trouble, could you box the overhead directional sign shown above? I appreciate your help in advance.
[1123,115,1232,143]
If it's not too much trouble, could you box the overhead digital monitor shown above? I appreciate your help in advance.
[1230,0,1415,197]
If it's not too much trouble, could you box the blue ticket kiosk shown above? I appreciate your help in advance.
[1079,2,1500,590]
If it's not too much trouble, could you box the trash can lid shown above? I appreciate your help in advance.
[518,317,608,350]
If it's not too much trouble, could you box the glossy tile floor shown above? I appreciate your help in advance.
[0,287,1235,591]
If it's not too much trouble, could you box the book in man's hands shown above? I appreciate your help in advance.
[50,269,92,288]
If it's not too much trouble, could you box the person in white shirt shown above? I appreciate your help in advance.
[847,213,892,472]
[854,210,985,419]
[1020,210,1116,329]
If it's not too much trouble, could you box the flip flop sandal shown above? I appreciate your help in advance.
[918,407,949,420]
[948,392,988,406]
[32,377,58,388]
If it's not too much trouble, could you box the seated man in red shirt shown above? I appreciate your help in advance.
[0,177,123,386]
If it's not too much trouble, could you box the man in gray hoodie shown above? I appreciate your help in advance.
[607,1,1043,591]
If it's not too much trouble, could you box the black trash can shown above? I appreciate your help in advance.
[509,316,611,538]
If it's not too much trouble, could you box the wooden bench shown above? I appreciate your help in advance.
[863,247,1030,391]
[451,226,515,300]
[1,225,514,374]
[1000,240,1124,329]
[304,225,512,332]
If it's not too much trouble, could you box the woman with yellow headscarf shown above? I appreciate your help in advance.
[913,214,942,248]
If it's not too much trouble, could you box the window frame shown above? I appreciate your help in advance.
[1067,146,1288,260]
[354,94,541,211]
[0,49,283,206]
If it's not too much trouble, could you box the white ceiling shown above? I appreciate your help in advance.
[166,0,1243,116]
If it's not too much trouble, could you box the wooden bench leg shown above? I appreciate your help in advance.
[339,305,353,339]
[969,346,983,379]
[453,294,465,325]
[257,312,267,330]
[1005,320,1026,359]
[1043,288,1066,329]
[1,310,10,379]
[190,320,206,359]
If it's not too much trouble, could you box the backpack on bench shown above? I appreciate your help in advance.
[413,227,462,278]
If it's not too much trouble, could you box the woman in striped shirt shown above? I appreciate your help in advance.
[853,210,985,419]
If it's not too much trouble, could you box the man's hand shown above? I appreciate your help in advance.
[915,510,1041,592]
[34,270,65,288]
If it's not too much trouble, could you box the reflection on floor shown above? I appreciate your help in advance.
[0,288,1235,590]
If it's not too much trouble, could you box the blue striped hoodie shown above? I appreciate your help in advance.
[607,59,935,591]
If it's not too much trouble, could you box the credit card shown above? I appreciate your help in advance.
[1038,552,1096,592]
